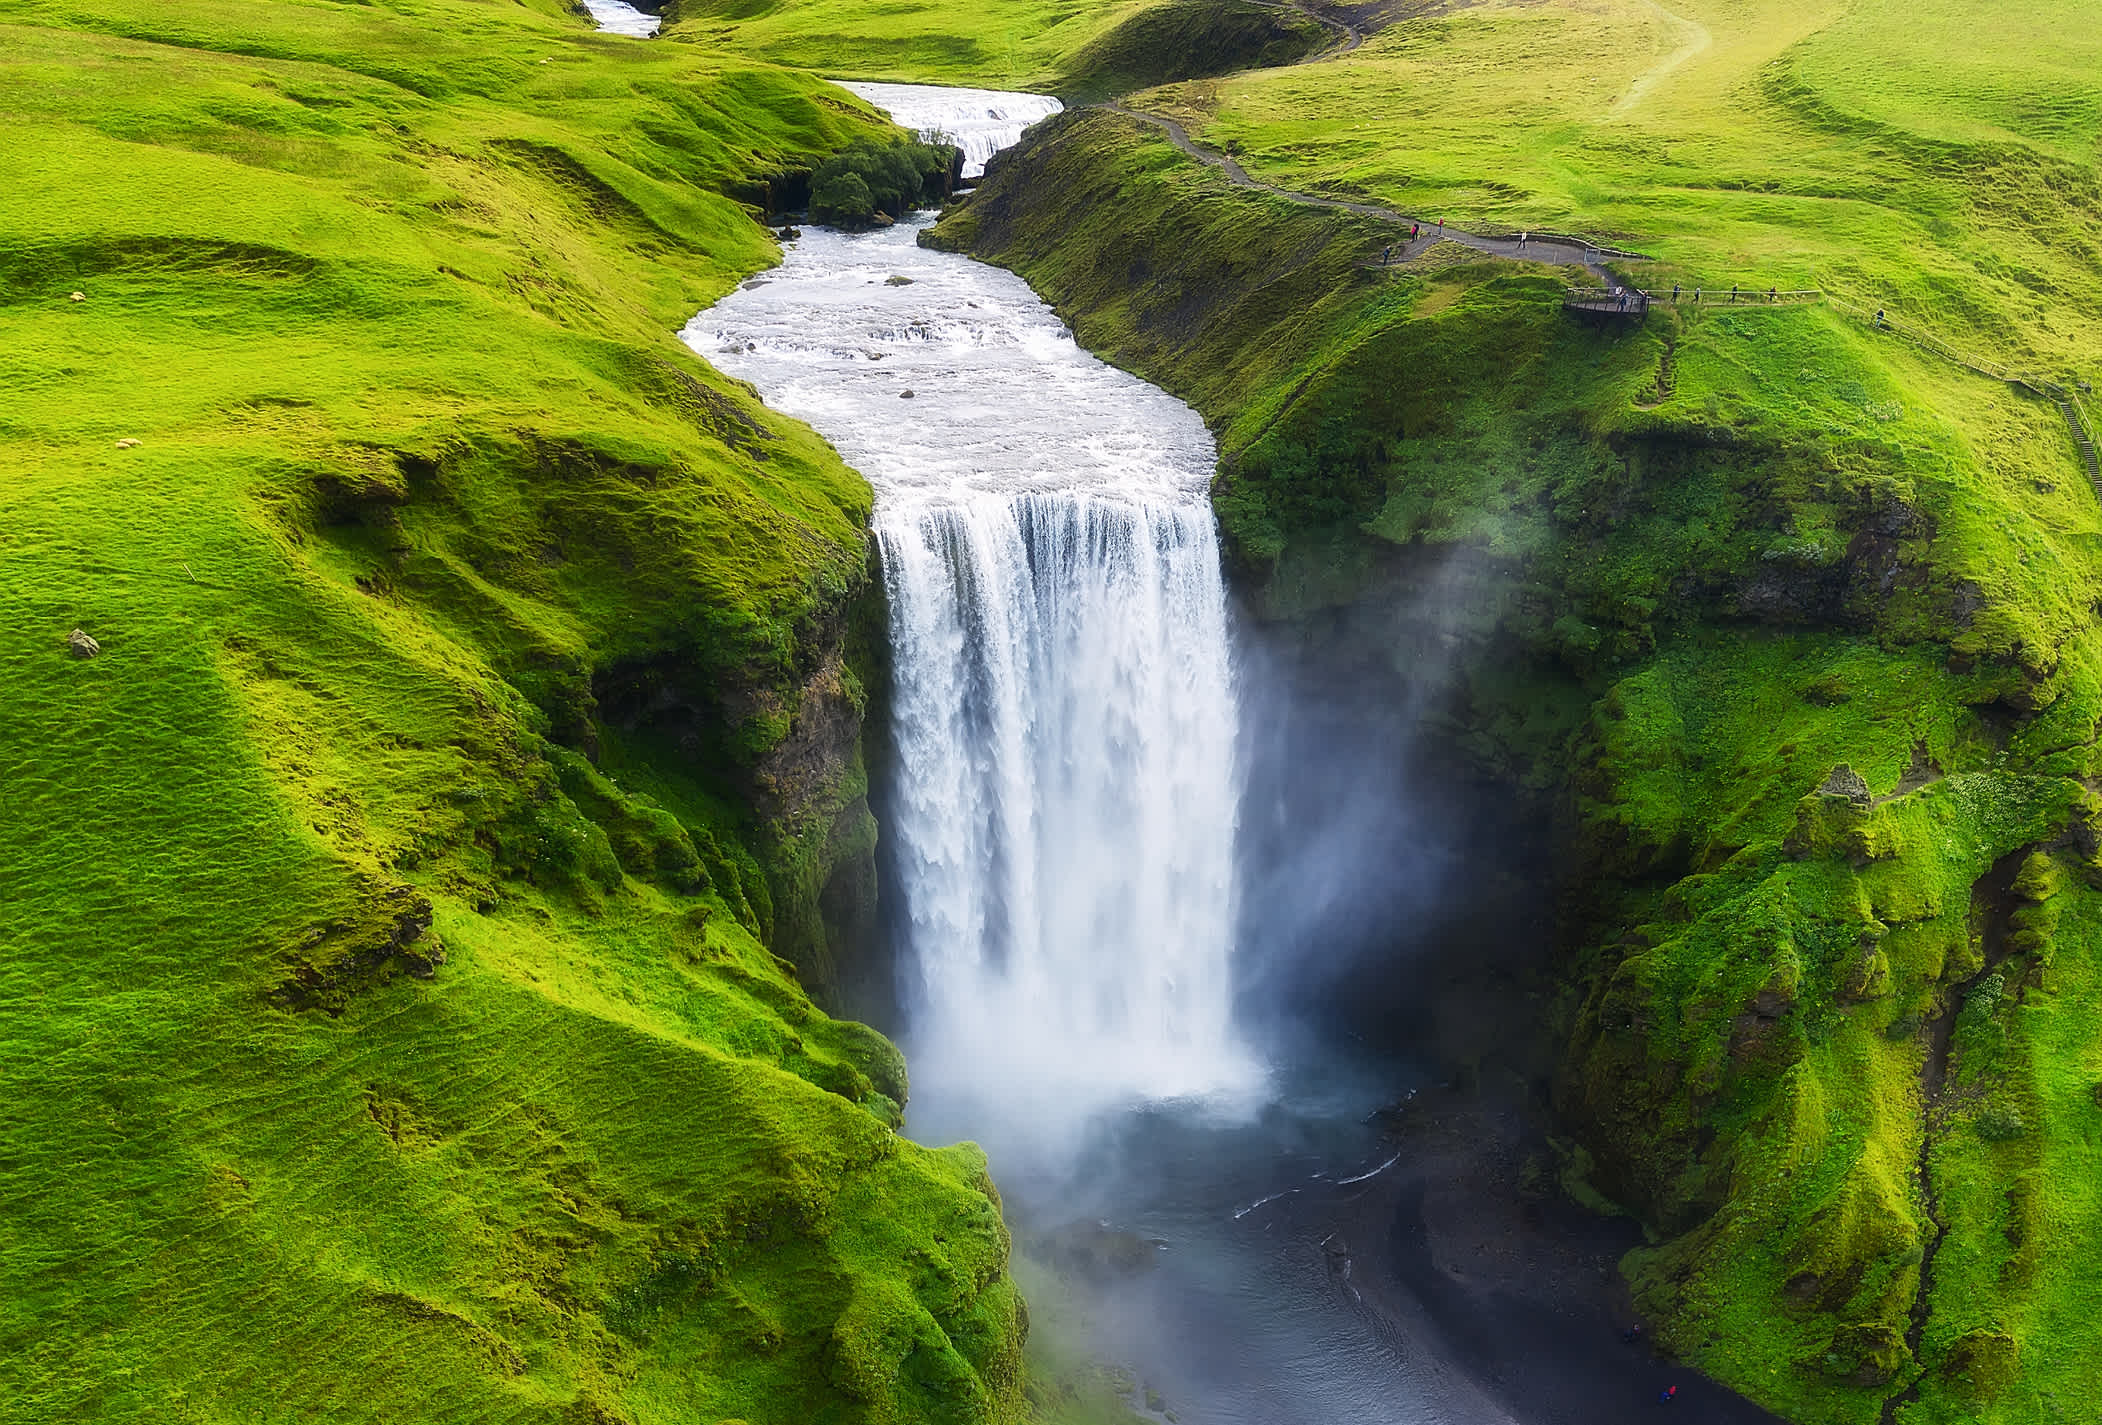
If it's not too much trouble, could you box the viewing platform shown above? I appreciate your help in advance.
[1563,285,1823,319]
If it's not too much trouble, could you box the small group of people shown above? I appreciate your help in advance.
[1379,219,1447,266]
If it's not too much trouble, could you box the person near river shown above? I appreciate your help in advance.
[1658,1384,1679,1404]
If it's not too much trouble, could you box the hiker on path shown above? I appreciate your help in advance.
[1410,222,1419,242]
[1381,245,1392,265]
[1769,286,1778,303]
[1875,308,1885,327]
[1518,229,1529,252]
[1436,219,1444,236]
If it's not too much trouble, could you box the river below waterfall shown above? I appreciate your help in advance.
[688,85,1779,1425]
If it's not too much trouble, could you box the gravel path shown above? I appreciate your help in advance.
[1101,102,1647,282]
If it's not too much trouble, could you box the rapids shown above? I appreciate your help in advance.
[836,83,1063,177]
[579,0,658,37]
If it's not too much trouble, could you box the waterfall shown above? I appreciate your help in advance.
[689,85,1259,1141]
[879,491,1250,1111]
[837,82,1062,178]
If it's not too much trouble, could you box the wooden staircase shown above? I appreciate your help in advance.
[2058,397,2102,489]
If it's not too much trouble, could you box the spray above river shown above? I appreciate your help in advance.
[688,92,1260,1152]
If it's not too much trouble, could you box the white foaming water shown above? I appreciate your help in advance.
[684,87,1259,1146]
[837,81,1062,178]
[580,0,658,37]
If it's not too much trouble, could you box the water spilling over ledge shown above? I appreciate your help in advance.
[690,201,1263,1148]
[579,0,658,37]
[837,83,1062,178]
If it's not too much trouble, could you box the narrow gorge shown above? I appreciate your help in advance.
[690,84,1779,1424]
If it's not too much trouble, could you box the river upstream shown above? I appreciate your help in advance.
[665,75,1780,1425]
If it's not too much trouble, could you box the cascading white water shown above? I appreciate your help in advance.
[837,82,1062,178]
[580,0,659,37]
[879,492,1245,1108]
[686,86,1259,1139]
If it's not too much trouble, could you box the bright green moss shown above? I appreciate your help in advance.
[0,0,1024,1420]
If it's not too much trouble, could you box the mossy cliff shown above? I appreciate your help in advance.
[1,0,1021,1420]
[932,108,2102,1424]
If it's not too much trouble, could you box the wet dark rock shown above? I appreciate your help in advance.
[1033,1220,1161,1282]
[1817,763,1872,808]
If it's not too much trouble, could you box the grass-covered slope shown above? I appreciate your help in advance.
[662,0,1322,99]
[0,1,1024,1419]
[931,2,2102,1409]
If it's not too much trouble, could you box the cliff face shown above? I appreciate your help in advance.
[934,108,2102,1424]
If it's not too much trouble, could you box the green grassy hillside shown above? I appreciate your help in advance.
[663,0,1320,98]
[930,0,2102,1411]
[0,1,1025,1420]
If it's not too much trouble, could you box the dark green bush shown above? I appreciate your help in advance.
[808,139,957,226]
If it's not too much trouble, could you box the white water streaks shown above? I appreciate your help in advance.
[580,0,658,37]
[837,82,1062,178]
[687,116,1260,1140]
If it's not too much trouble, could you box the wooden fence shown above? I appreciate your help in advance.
[1563,284,1821,314]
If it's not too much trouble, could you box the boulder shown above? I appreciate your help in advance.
[1818,763,1872,807]
[66,628,100,659]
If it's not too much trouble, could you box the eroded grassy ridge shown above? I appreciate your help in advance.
[0,1,1023,1420]
[935,87,2102,1422]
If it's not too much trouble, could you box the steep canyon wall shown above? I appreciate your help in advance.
[930,107,2102,1424]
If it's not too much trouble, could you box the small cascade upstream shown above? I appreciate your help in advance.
[579,0,658,36]
[690,187,1260,1144]
[837,83,1062,177]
